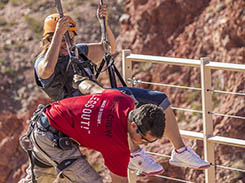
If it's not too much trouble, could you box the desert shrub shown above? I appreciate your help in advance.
[0,2,6,9]
[0,16,7,26]
[24,15,42,38]
[10,0,21,6]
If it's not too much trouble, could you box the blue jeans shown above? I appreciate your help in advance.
[117,87,171,112]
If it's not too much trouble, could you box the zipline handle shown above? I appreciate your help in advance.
[55,0,75,73]
[99,0,111,54]
[55,0,73,49]
[96,0,126,87]
[99,0,107,42]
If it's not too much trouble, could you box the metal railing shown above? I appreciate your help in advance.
[122,50,245,183]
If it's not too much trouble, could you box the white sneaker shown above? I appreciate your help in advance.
[169,146,210,169]
[128,148,164,175]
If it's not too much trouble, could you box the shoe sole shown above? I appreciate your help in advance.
[169,160,210,170]
[141,168,164,175]
[128,167,164,175]
[169,159,186,167]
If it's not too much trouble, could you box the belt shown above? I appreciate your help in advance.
[38,112,80,149]
[38,112,59,134]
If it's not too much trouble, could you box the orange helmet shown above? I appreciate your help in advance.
[43,13,77,37]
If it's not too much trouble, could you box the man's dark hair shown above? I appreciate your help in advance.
[128,104,165,138]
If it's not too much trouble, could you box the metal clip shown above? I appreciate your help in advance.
[102,40,111,54]
[19,135,33,152]
[127,77,141,86]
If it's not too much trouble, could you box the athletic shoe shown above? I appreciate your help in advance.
[128,148,164,175]
[169,146,210,169]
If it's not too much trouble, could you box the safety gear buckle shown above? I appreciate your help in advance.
[19,135,33,152]
[58,137,73,150]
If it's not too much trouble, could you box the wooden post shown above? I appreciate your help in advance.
[122,49,136,182]
[122,49,133,87]
[200,57,215,183]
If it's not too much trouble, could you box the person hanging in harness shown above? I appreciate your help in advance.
[19,89,166,183]
[34,4,116,101]
[33,2,210,179]
[33,3,168,176]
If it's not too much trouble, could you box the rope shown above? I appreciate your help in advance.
[154,175,195,183]
[171,106,203,114]
[215,164,245,173]
[208,89,245,96]
[127,78,245,97]
[209,112,245,120]
[145,152,245,174]
[145,152,194,182]
[171,107,245,119]
[127,78,201,91]
[128,78,245,119]
[145,151,245,180]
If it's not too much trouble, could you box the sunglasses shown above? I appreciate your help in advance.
[136,125,158,143]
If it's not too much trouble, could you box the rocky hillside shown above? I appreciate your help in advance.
[0,0,244,182]
[118,0,245,182]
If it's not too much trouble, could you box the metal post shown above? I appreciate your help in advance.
[122,49,133,87]
[200,57,215,183]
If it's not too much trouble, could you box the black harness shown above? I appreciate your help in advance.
[19,104,79,182]
[19,104,49,183]
[95,0,127,88]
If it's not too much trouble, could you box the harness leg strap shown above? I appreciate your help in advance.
[57,158,78,172]
[31,128,82,182]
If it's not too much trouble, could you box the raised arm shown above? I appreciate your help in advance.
[73,75,105,94]
[37,17,70,79]
[87,4,116,64]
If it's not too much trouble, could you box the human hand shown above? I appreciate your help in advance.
[97,4,108,25]
[55,16,70,36]
[72,74,90,89]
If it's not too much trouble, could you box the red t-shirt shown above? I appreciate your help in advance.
[45,89,135,177]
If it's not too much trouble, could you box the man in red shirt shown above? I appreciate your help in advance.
[73,76,210,173]
[19,89,165,183]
